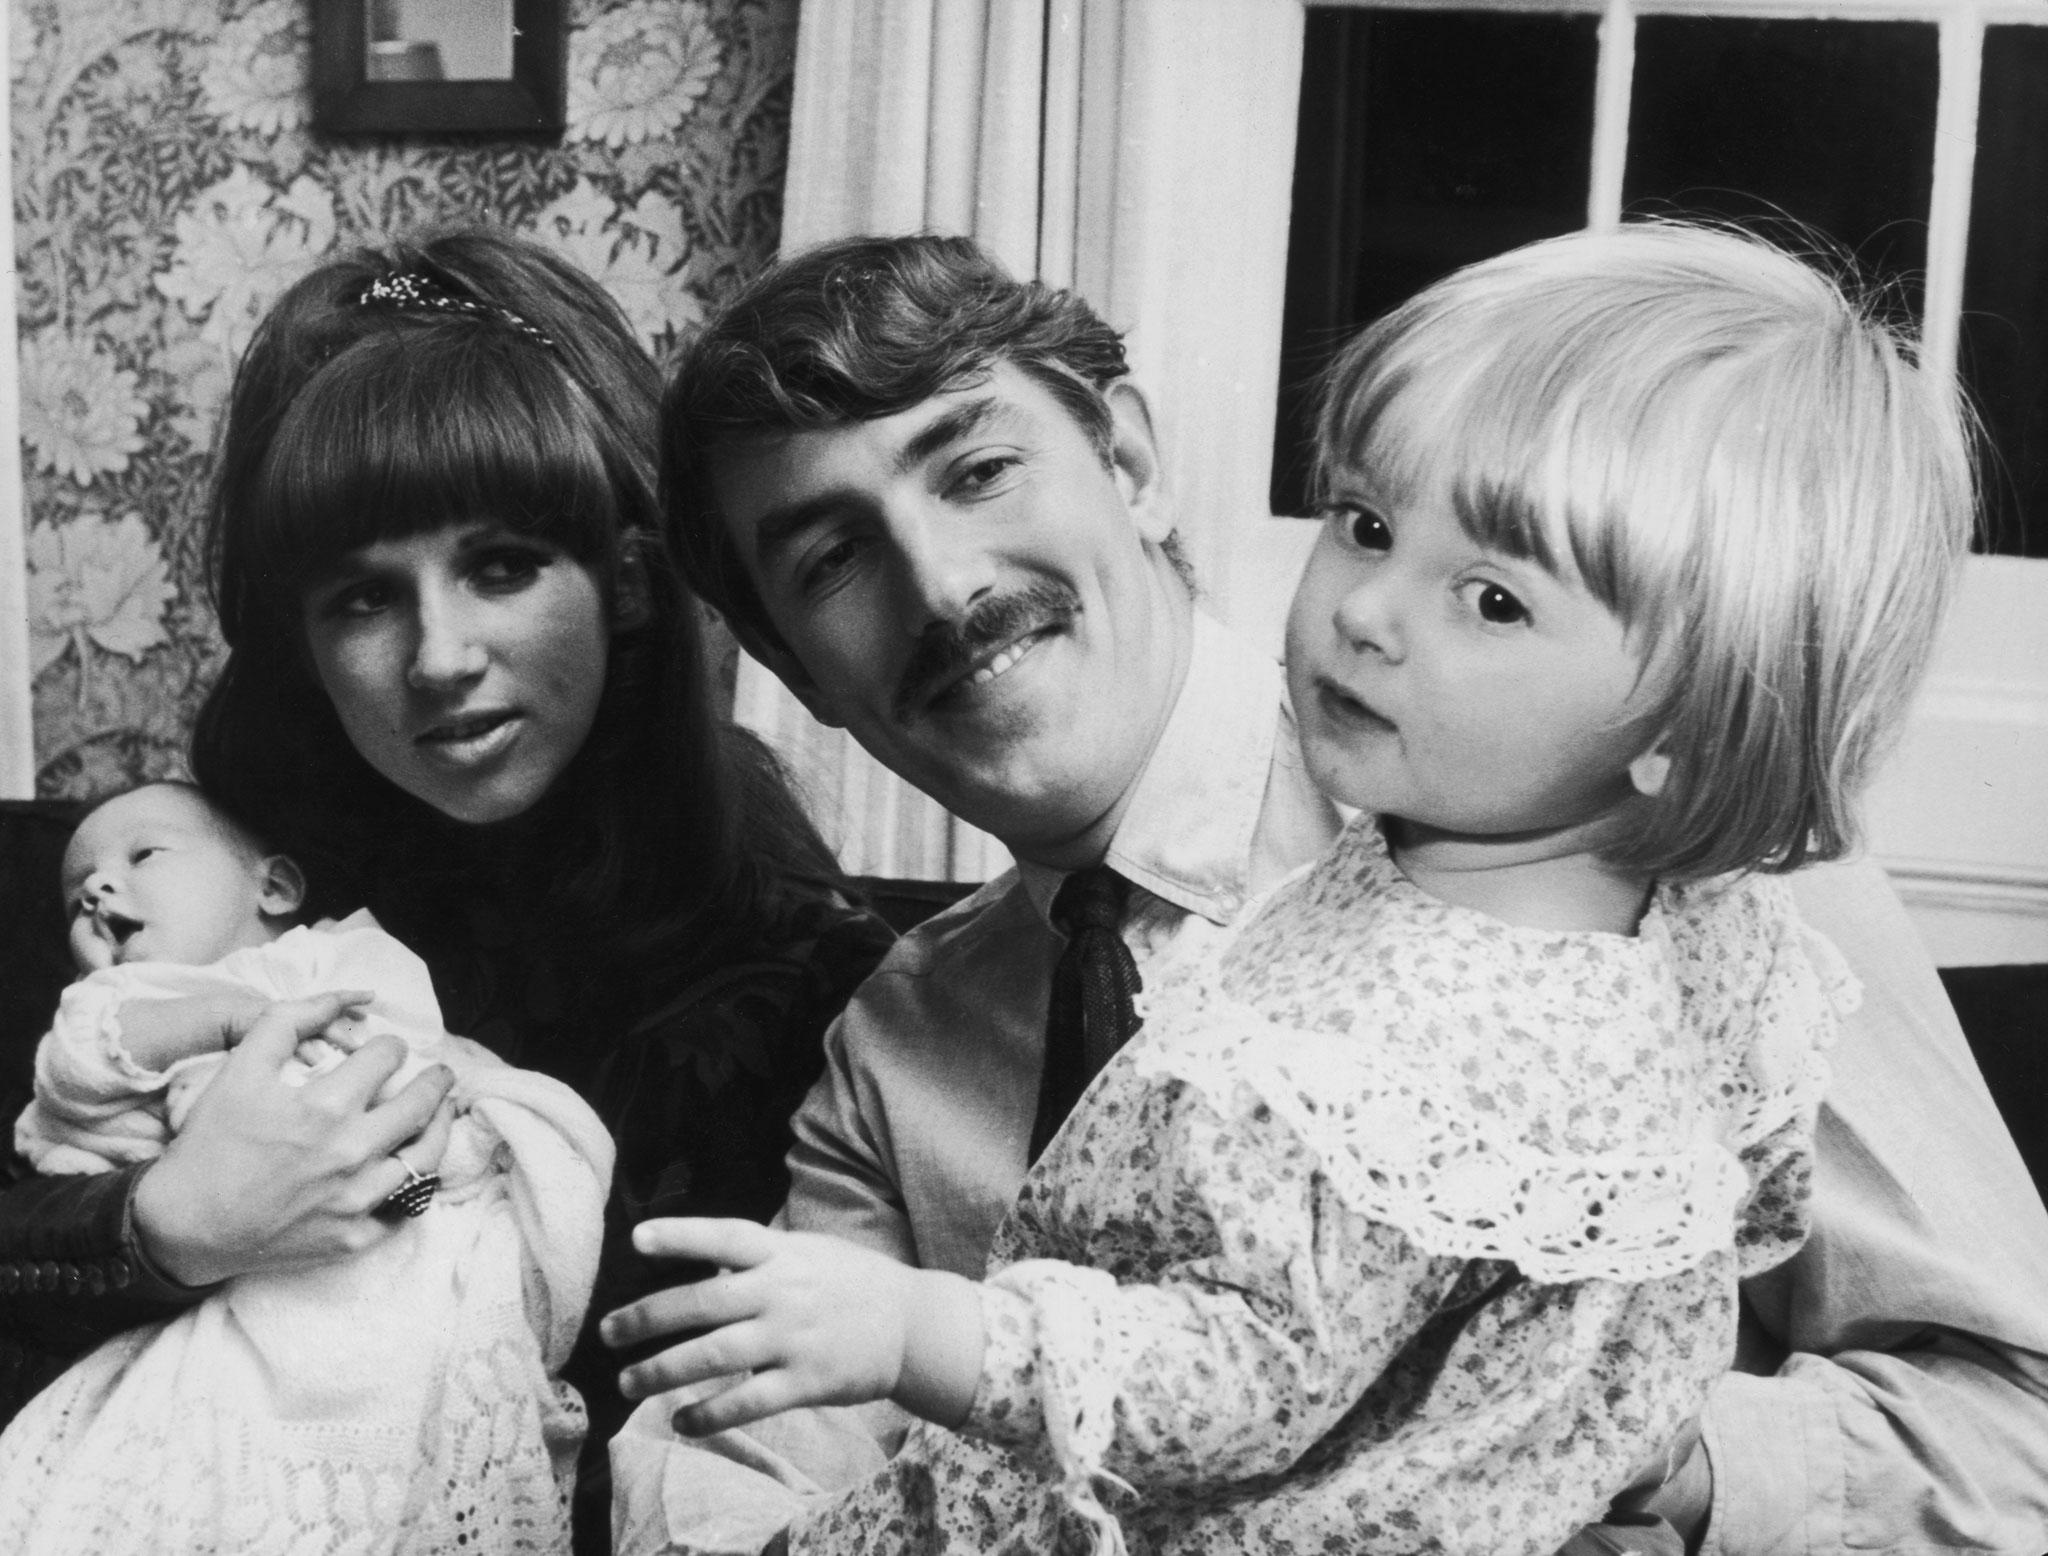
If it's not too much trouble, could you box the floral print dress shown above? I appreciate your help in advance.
[786,817,1851,1556]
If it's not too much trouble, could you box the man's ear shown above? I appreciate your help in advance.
[258,854,307,920]
[1104,380,1173,546]
[1628,743,1672,798]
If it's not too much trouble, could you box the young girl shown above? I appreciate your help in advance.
[613,221,1972,1554]
[0,781,613,1554]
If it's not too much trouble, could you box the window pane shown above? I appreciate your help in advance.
[1625,17,1938,316]
[1962,26,2048,557]
[1271,8,1596,515]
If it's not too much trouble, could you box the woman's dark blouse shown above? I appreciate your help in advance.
[0,799,892,1555]
[424,881,892,1551]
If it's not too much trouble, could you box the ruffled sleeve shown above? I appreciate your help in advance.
[1660,872,1853,1274]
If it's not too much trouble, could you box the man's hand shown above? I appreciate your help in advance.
[602,1218,985,1436]
[131,993,455,1286]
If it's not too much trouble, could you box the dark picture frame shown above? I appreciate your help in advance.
[311,0,566,137]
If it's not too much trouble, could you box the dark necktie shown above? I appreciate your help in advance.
[1029,865,1144,1163]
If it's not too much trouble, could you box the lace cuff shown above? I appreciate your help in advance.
[52,979,172,1089]
[972,1261,1134,1556]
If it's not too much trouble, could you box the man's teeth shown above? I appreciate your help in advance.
[971,637,1037,686]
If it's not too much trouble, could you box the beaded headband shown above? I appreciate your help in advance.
[358,271,557,349]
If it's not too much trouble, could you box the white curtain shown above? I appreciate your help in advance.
[736,0,1305,881]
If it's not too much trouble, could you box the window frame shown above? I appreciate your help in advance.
[1289,0,2048,961]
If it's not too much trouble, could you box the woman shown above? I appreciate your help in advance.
[0,227,893,1552]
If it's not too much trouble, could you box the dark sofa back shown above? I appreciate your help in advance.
[0,802,85,1137]
[0,800,2040,1201]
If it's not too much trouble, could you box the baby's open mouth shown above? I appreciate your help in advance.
[101,911,142,947]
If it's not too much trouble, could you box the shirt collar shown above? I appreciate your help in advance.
[1019,610,1313,927]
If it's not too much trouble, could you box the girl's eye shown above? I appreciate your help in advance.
[129,846,161,865]
[1472,582,1529,625]
[1329,505,1392,552]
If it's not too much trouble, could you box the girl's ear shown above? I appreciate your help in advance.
[1628,744,1672,798]
[612,545,653,633]
[258,854,307,919]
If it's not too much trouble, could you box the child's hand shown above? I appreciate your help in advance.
[601,1218,984,1436]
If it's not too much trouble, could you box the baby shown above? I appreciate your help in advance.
[1,781,615,1555]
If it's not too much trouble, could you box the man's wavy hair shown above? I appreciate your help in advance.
[661,234,1132,658]
[1315,220,1977,881]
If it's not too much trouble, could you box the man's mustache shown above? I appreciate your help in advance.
[893,582,1080,718]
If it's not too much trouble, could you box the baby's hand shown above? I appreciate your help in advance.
[602,1219,984,1436]
[114,989,275,1070]
[316,996,374,1053]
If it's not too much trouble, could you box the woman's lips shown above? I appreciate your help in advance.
[415,709,520,765]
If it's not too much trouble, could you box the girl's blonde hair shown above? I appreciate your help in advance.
[1315,221,1975,880]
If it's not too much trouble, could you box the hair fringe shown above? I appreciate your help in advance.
[1312,219,1977,880]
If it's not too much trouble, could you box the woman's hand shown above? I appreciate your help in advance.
[601,1218,985,1436]
[130,992,455,1286]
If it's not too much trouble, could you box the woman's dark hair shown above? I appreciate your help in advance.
[192,225,844,991]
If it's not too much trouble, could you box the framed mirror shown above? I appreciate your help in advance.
[312,0,565,136]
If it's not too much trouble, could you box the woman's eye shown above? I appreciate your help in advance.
[1472,582,1529,625]
[1329,505,1392,552]
[471,548,547,590]
[314,579,392,619]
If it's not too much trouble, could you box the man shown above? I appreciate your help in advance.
[625,233,2048,1551]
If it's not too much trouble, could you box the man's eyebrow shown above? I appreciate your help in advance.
[752,395,1021,567]
[894,395,1012,476]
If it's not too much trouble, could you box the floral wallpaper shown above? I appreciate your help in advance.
[14,0,796,799]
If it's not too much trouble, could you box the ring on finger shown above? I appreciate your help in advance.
[376,1158,441,1220]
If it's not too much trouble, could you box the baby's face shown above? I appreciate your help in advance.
[61,785,283,973]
